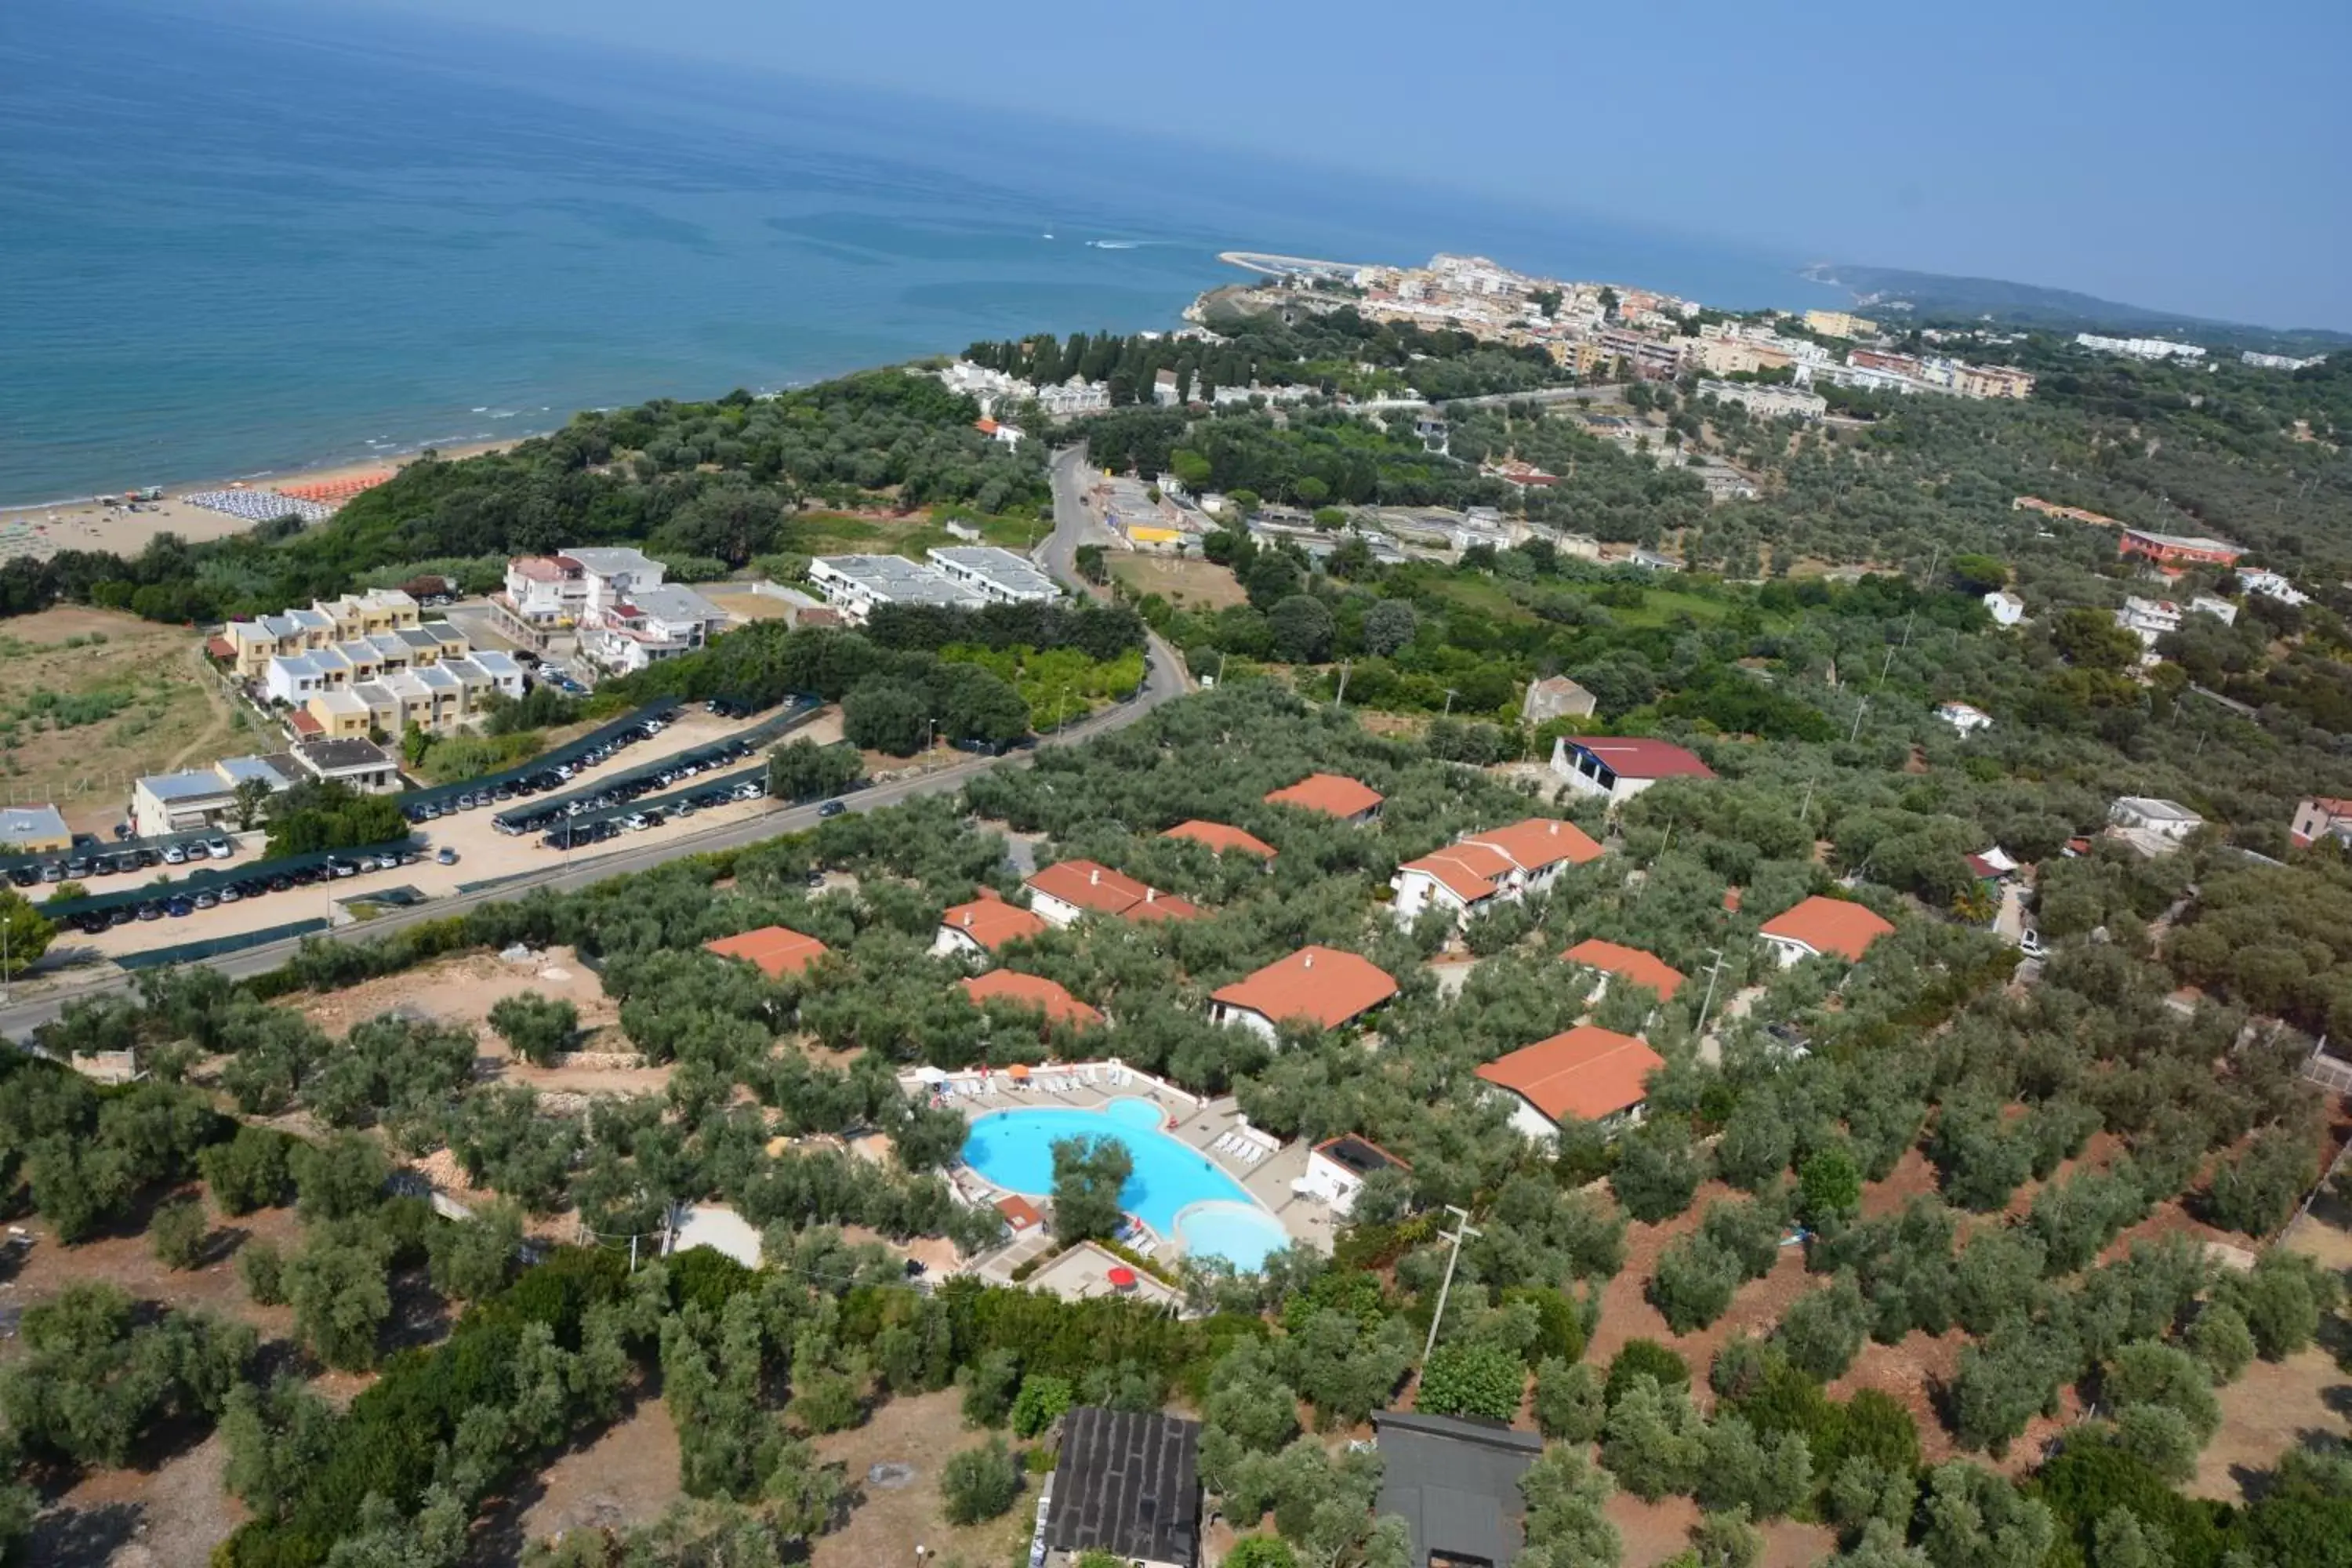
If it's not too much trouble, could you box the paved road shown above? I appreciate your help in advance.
[0,470,1185,1043]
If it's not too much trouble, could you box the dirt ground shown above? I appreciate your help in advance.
[289,945,672,1100]
[1585,1179,1819,1391]
[30,1430,244,1568]
[808,1389,1039,1568]
[503,1392,685,1558]
[1108,555,1247,611]
[1606,1490,1837,1568]
[0,608,252,830]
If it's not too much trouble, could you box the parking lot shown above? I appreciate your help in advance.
[34,706,840,967]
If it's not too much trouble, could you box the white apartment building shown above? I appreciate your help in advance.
[2115,597,2182,645]
[1936,701,1994,736]
[2239,568,2309,607]
[925,546,1061,606]
[579,584,729,674]
[1035,376,1111,417]
[499,546,666,630]
[807,555,985,624]
[2077,334,2207,362]
[2190,594,2238,626]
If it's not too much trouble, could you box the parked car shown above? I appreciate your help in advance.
[436,847,459,866]
[166,896,195,918]
[162,843,187,865]
[5,866,37,888]
[192,891,218,910]
[2019,928,2047,960]
[136,901,165,922]
[133,848,160,868]
[205,836,233,859]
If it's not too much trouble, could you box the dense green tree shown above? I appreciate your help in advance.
[1049,1135,1132,1245]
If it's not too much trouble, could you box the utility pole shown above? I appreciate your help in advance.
[1421,1204,1482,1363]
[1216,649,1229,688]
[1797,774,1817,829]
[1693,946,1728,1040]
[1443,688,1458,719]
[1848,696,1870,744]
[1333,660,1352,711]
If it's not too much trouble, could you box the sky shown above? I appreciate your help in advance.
[178,0,2352,328]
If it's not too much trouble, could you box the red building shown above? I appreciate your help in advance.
[2119,527,2241,574]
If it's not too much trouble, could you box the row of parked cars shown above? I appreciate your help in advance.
[53,844,450,935]
[500,732,761,837]
[538,776,767,849]
[6,833,235,889]
[402,713,675,826]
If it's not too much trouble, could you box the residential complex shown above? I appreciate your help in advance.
[2290,797,2352,850]
[1551,736,1715,805]
[808,547,1058,624]
[1757,895,1896,967]
[223,591,525,739]
[0,805,72,855]
[1476,1024,1665,1141]
[2119,527,2243,575]
[495,548,727,672]
[1697,379,1826,421]
[1208,946,1397,1041]
[129,738,399,838]
[1803,309,1878,339]
[2076,333,2207,362]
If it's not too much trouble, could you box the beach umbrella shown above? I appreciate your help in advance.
[1007,1063,1031,1081]
[913,1065,947,1084]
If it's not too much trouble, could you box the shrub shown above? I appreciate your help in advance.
[1798,1146,1864,1228]
[1774,1273,1869,1382]
[1611,1119,1705,1223]
[150,1195,209,1271]
[940,1435,1022,1525]
[2187,1301,2255,1382]
[1605,1340,1690,1408]
[1649,1234,1743,1334]
[1417,1341,1527,1422]
[1600,1373,1705,1501]
[240,1240,287,1305]
[285,1240,393,1370]
[2216,1249,2339,1360]
[1696,1414,1812,1521]
[2198,1126,2318,1237]
[1532,1357,1605,1443]
[289,1133,388,1221]
[1011,1374,1074,1438]
[960,1348,1022,1428]
[488,993,580,1066]
[199,1127,296,1215]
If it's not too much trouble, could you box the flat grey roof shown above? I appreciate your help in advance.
[2115,796,2201,821]
[815,554,985,608]
[397,626,443,649]
[626,583,727,622]
[296,737,395,771]
[140,769,232,803]
[0,805,67,842]
[1043,1407,1200,1567]
[927,545,1058,598]
[217,754,296,789]
[561,546,661,576]
[1373,1410,1542,1568]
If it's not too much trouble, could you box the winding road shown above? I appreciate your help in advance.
[0,448,1180,1042]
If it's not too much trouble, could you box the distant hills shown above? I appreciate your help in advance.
[1804,264,2350,356]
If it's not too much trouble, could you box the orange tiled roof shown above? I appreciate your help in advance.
[1264,772,1384,819]
[1026,858,1154,916]
[1163,819,1276,858]
[1466,816,1605,873]
[1211,946,1397,1031]
[938,895,1049,953]
[1758,895,1895,962]
[960,970,1102,1027]
[1476,1025,1664,1123]
[1397,841,1520,904]
[702,924,829,978]
[1561,938,1686,1003]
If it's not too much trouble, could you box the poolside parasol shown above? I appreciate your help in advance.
[1106,1265,1138,1290]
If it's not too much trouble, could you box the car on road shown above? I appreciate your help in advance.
[818,799,848,818]
[436,847,459,866]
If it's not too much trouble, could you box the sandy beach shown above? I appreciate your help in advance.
[0,438,525,564]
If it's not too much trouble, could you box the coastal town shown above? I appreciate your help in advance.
[0,226,2350,1568]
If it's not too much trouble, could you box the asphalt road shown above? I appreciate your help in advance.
[0,455,1182,1043]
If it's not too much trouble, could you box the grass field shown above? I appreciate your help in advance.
[1109,554,1248,610]
[0,607,256,829]
[786,510,1043,561]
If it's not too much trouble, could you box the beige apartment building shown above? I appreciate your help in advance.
[1803,309,1878,339]
[220,588,423,678]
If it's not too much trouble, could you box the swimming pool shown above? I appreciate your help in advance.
[961,1097,1289,1269]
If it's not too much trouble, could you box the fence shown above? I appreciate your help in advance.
[111,917,334,970]
[396,698,684,812]
[488,696,817,833]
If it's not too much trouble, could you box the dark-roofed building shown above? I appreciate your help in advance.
[1373,1409,1543,1568]
[1302,1134,1410,1216]
[1042,1406,1202,1568]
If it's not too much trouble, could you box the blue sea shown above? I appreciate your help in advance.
[0,1,1837,508]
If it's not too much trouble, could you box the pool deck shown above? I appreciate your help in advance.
[912,1060,1330,1281]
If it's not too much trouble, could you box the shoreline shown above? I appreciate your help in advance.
[0,435,537,564]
